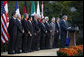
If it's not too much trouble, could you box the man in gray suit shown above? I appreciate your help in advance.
[50,17,56,48]
[54,17,61,48]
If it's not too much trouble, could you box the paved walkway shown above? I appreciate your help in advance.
[1,48,59,56]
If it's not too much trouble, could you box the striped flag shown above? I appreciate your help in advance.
[41,1,44,19]
[1,1,9,44]
[4,1,9,27]
[15,1,20,15]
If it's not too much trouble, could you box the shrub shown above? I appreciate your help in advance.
[57,45,83,56]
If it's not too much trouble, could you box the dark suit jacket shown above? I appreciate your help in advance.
[55,22,60,34]
[44,22,51,33]
[21,18,29,34]
[40,23,47,34]
[16,19,23,37]
[55,22,59,31]
[8,17,17,37]
[60,20,70,36]
[27,20,33,35]
[37,20,41,30]
[32,20,39,34]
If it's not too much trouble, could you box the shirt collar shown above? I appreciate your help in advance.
[57,21,59,23]
[63,19,66,22]
[46,21,48,23]
[18,19,21,22]
[13,17,16,19]
[29,20,31,23]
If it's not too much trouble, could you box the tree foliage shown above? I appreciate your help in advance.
[8,1,83,28]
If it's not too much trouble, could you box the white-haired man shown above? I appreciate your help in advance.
[31,14,40,51]
[44,16,52,49]
[15,14,24,53]
[50,17,56,48]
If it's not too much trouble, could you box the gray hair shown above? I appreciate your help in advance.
[45,16,48,21]
[24,13,28,18]
[34,14,38,19]
[62,15,67,19]
[38,15,41,18]
[34,14,39,17]
[45,16,48,19]
[51,17,55,21]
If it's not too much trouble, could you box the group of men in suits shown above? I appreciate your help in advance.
[8,11,72,54]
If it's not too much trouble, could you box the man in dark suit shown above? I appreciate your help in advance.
[8,12,17,54]
[15,14,24,53]
[60,15,71,48]
[32,14,40,51]
[44,16,51,49]
[37,16,41,50]
[21,13,29,53]
[53,17,61,48]
[40,18,47,50]
[27,15,34,52]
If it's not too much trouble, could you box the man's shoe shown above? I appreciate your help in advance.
[22,50,28,53]
[8,51,15,54]
[15,51,20,54]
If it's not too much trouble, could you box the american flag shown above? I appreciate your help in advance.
[1,1,9,44]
